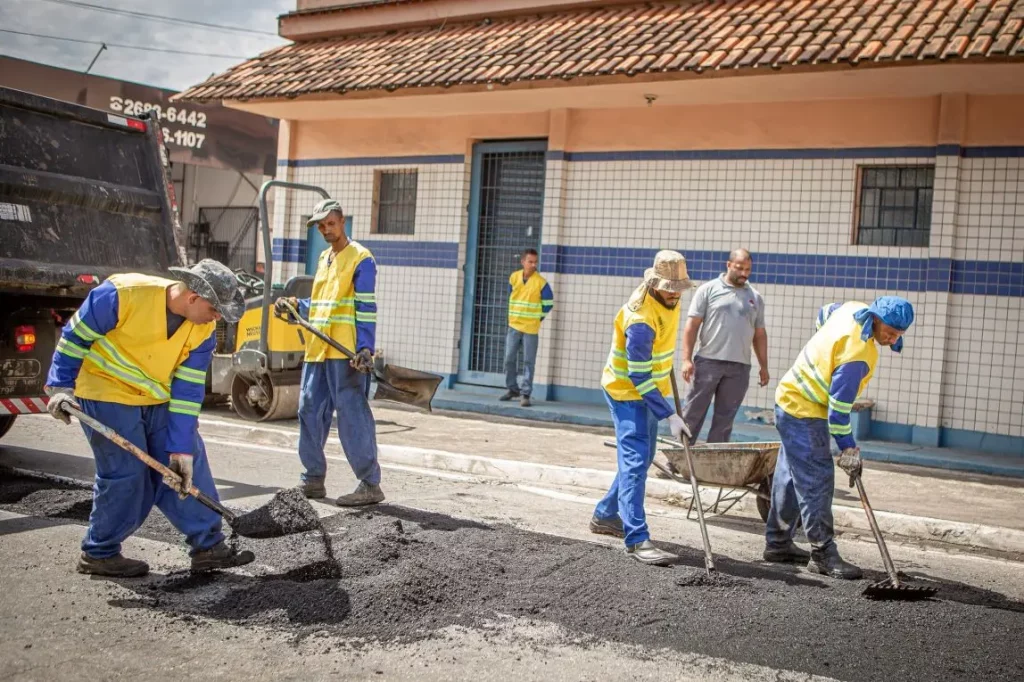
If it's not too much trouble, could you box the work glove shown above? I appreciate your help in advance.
[164,453,193,500]
[350,348,374,374]
[667,413,691,444]
[274,297,299,321]
[836,447,862,487]
[44,386,80,425]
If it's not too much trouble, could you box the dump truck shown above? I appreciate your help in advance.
[0,86,184,439]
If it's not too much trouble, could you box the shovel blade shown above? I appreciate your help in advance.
[372,363,443,412]
[862,578,938,601]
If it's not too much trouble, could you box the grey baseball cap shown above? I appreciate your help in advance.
[167,258,246,323]
[306,198,343,227]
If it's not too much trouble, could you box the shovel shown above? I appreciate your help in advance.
[854,473,938,601]
[669,372,716,575]
[277,300,442,412]
[62,405,321,539]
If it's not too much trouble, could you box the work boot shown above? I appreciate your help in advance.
[499,390,519,402]
[335,481,385,507]
[625,540,677,567]
[77,553,149,578]
[299,477,327,500]
[589,515,625,539]
[191,541,255,572]
[762,541,811,564]
[807,546,863,580]
[520,395,532,407]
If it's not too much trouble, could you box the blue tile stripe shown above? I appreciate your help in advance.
[545,145,1024,162]
[275,146,1024,169]
[278,154,464,168]
[272,238,458,269]
[273,239,1023,297]
[549,246,1024,296]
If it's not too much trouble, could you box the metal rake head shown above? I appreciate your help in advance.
[862,578,938,601]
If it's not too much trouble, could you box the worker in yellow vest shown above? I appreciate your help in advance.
[591,251,696,566]
[43,260,254,577]
[501,248,554,407]
[765,296,914,579]
[276,198,382,506]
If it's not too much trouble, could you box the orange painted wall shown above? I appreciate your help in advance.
[565,97,941,151]
[286,94,1024,160]
[965,95,1024,146]
[292,112,550,159]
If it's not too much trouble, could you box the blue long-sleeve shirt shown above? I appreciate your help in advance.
[624,323,674,421]
[828,361,870,450]
[299,257,377,354]
[46,280,213,456]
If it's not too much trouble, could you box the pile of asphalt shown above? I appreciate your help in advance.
[3,472,1023,682]
[230,487,322,539]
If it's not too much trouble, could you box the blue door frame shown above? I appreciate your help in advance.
[457,139,548,387]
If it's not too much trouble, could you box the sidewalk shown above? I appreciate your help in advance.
[433,385,1024,479]
[200,403,1024,556]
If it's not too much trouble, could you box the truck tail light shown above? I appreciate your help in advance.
[126,118,147,132]
[77,274,100,284]
[15,325,36,353]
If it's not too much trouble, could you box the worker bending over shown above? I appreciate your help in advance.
[277,198,382,506]
[765,296,915,578]
[44,260,254,577]
[590,251,696,566]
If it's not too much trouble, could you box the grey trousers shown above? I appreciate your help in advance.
[681,356,751,443]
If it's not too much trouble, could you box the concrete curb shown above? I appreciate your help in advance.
[200,417,1024,557]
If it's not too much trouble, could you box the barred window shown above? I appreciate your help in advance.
[855,166,934,247]
[372,169,418,235]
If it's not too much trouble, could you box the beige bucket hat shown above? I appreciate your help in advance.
[644,250,697,293]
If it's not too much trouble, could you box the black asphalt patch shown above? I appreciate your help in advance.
[229,487,322,539]
[3,472,1023,681]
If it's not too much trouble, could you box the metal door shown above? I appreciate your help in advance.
[458,140,547,386]
[190,207,259,272]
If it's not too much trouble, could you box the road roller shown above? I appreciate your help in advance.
[207,180,331,421]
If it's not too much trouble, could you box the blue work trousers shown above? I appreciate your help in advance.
[765,405,836,552]
[504,328,539,397]
[298,359,380,485]
[594,391,660,547]
[78,398,224,559]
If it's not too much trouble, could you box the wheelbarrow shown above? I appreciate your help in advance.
[604,438,781,521]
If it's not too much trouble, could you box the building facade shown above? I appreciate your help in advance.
[182,0,1024,457]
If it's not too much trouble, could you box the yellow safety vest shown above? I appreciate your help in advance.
[74,274,215,406]
[508,270,550,335]
[305,241,375,362]
[776,301,878,420]
[601,289,681,402]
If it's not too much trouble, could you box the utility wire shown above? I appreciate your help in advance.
[38,0,280,37]
[0,28,250,59]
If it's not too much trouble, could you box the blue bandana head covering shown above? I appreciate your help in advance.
[852,296,914,353]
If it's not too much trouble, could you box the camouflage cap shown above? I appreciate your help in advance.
[167,258,246,323]
[306,199,343,228]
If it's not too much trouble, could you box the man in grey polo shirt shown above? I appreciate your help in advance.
[679,249,769,443]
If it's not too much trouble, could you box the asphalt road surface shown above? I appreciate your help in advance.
[1,416,1022,681]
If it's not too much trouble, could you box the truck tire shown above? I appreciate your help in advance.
[0,415,16,441]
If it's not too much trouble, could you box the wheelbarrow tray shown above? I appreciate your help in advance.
[660,442,781,488]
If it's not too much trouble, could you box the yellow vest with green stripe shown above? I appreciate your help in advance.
[73,274,216,407]
[601,291,680,402]
[508,270,550,334]
[306,241,374,362]
[776,301,878,420]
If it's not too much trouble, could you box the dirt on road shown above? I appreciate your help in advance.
[2,472,1022,682]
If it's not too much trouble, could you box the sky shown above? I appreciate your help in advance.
[0,0,293,91]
